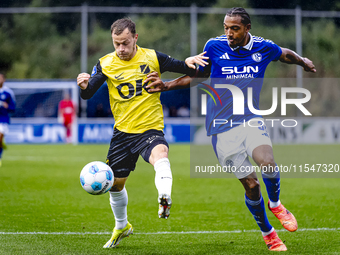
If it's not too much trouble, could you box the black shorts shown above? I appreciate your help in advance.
[106,128,169,178]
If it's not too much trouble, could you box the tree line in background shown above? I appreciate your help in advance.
[0,0,339,116]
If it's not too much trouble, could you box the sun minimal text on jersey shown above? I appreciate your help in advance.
[199,33,282,136]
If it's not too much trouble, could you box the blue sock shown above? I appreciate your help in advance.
[0,147,3,158]
[245,194,272,232]
[262,164,280,202]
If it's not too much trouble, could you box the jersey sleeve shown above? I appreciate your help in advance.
[156,51,196,76]
[80,61,108,100]
[265,39,282,61]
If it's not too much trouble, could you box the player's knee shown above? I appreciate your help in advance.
[248,180,260,192]
[149,144,168,165]
[110,178,126,192]
[156,151,168,160]
[259,154,275,169]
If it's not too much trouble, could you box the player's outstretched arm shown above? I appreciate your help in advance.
[145,70,209,93]
[145,52,210,93]
[279,48,316,73]
[77,73,90,90]
[144,72,192,93]
[185,52,209,69]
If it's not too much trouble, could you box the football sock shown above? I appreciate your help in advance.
[109,187,128,230]
[261,227,275,236]
[154,158,172,197]
[0,147,3,158]
[245,194,273,233]
[262,164,281,204]
[269,199,281,209]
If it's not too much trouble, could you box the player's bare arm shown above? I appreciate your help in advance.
[77,73,90,90]
[145,52,211,93]
[144,72,191,92]
[185,51,209,69]
[145,69,208,93]
[145,72,192,93]
[279,47,316,73]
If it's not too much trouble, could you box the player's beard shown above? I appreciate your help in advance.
[228,38,236,47]
[118,53,130,60]
[118,43,137,61]
[228,32,248,48]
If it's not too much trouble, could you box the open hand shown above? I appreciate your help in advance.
[185,52,209,69]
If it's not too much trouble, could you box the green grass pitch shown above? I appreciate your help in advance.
[0,144,339,254]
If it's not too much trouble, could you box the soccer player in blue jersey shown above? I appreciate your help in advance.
[146,7,316,251]
[0,72,16,166]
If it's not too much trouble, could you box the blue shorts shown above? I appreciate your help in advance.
[106,128,169,178]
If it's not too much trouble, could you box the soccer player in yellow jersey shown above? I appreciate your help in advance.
[77,18,196,248]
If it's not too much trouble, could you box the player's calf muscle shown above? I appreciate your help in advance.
[241,176,261,200]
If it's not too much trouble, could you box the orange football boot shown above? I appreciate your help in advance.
[263,230,287,251]
[268,202,298,232]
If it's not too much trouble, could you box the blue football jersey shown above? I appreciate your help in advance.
[199,33,282,136]
[0,86,16,124]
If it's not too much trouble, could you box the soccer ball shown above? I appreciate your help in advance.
[80,161,114,195]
